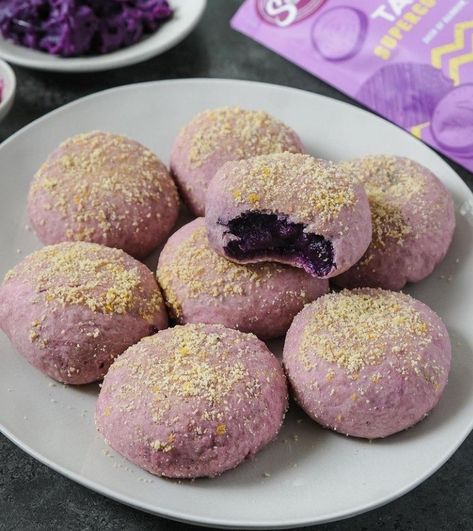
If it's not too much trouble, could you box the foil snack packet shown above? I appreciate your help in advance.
[232,0,473,172]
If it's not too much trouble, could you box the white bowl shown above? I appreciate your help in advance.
[0,59,15,121]
[0,0,206,73]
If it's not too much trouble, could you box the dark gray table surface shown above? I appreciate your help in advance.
[0,2,472,530]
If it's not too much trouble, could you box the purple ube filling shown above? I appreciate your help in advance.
[222,212,335,277]
[0,0,173,57]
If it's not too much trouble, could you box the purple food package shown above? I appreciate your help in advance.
[232,0,473,172]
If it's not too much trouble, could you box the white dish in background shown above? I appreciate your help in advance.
[0,0,206,72]
[0,58,15,121]
[0,79,472,529]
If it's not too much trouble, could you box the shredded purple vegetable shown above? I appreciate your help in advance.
[0,0,173,57]
[0,78,3,102]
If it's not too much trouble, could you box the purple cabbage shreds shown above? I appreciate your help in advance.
[0,78,3,102]
[0,0,173,57]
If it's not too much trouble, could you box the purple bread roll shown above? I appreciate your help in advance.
[335,156,455,290]
[0,242,168,384]
[96,323,288,478]
[283,289,452,439]
[157,218,328,339]
[28,131,180,259]
[311,7,368,62]
[170,107,304,216]
[205,153,372,279]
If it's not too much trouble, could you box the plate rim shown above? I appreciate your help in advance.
[0,78,472,529]
[0,0,207,72]
[2,419,471,530]
[0,58,16,118]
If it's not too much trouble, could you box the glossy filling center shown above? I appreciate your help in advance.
[223,212,335,277]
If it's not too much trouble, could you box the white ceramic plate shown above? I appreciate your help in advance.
[1,79,473,529]
[0,58,16,121]
[0,1,206,72]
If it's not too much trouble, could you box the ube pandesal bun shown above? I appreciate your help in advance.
[157,218,328,339]
[28,131,179,259]
[96,323,288,478]
[205,153,372,279]
[283,289,451,439]
[170,107,304,216]
[0,242,168,384]
[335,156,455,291]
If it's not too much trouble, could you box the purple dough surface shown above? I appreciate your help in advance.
[170,107,304,216]
[96,323,288,478]
[205,153,372,279]
[157,218,328,339]
[0,242,168,384]
[335,156,455,291]
[311,7,368,62]
[28,131,179,259]
[283,289,451,439]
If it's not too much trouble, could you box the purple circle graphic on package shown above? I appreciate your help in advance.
[311,7,368,62]
[431,85,473,155]
[357,63,453,129]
